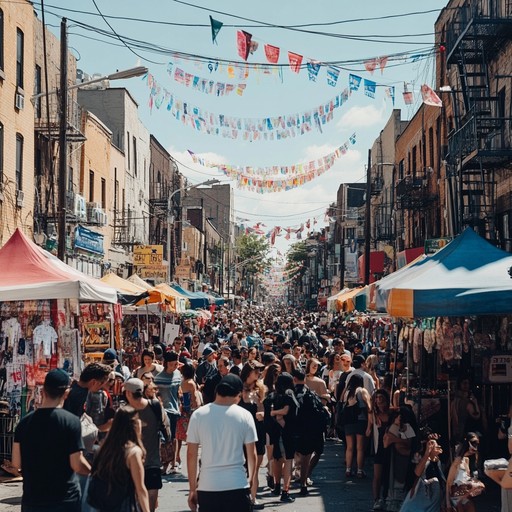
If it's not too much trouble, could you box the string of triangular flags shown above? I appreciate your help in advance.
[146,72,351,140]
[188,133,355,193]
[242,217,321,243]
[208,15,434,85]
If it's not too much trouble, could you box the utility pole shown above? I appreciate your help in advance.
[57,18,68,261]
[364,149,372,285]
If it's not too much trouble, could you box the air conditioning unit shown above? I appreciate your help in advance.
[15,92,25,110]
[86,202,101,222]
[95,210,108,226]
[16,190,24,208]
[73,194,87,221]
[138,190,144,203]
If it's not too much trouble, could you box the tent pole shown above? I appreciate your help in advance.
[447,378,452,464]
[146,301,149,348]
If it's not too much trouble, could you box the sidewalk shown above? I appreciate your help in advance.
[0,439,503,511]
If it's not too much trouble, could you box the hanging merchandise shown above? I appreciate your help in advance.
[188,133,356,193]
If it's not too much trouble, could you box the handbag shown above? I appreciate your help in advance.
[160,441,175,467]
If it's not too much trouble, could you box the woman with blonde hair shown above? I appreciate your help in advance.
[87,405,150,512]
[366,354,380,390]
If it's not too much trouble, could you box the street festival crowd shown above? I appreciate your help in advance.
[9,305,512,512]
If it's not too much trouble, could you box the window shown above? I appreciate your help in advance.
[34,65,42,118]
[412,146,417,176]
[0,10,4,71]
[132,136,137,176]
[89,170,94,202]
[127,131,130,169]
[101,178,106,209]
[16,29,24,89]
[398,159,404,180]
[428,127,434,168]
[15,134,23,191]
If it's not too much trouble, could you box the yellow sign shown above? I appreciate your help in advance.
[133,245,164,266]
[139,265,168,282]
[174,265,191,279]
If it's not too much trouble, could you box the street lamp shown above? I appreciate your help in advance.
[167,178,220,282]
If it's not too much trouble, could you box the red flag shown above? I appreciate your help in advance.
[379,56,389,73]
[306,219,311,229]
[421,84,443,107]
[364,59,378,74]
[237,30,252,61]
[288,52,303,73]
[265,44,280,64]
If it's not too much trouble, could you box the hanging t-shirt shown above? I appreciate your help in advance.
[33,322,58,357]
[2,317,21,351]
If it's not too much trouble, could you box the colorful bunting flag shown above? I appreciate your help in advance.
[288,52,303,73]
[326,66,340,87]
[307,61,321,82]
[421,84,443,107]
[349,74,362,91]
[364,58,378,74]
[364,79,377,98]
[264,44,280,64]
[385,86,395,106]
[237,30,252,61]
[209,16,223,44]
[379,56,389,74]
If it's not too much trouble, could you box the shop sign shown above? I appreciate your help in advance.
[133,245,164,266]
[175,265,191,279]
[424,237,452,255]
[74,225,104,255]
[487,355,512,383]
[139,265,168,282]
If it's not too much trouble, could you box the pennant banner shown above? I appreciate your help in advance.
[364,79,377,98]
[421,84,443,107]
[288,51,303,73]
[264,44,280,64]
[146,73,351,141]
[237,30,252,61]
[210,16,223,44]
[188,133,357,193]
[168,63,247,97]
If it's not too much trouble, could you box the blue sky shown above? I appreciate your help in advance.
[37,0,448,254]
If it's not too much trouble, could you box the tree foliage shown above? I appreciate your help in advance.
[235,233,271,274]
[286,241,308,276]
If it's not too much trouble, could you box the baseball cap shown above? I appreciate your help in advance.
[215,374,243,396]
[44,369,70,389]
[352,354,366,368]
[263,338,273,346]
[202,346,215,358]
[103,348,117,361]
[123,378,144,394]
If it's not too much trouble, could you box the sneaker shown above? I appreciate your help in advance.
[266,474,274,490]
[345,468,353,478]
[357,469,366,479]
[271,484,281,496]
[280,491,295,503]
[300,486,309,496]
[253,501,265,510]
[373,499,384,510]
[306,477,313,486]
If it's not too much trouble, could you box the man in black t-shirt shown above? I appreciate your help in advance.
[12,369,91,511]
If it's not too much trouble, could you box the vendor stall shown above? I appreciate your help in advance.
[0,229,119,462]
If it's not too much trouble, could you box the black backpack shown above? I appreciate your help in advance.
[296,387,331,432]
[87,472,134,511]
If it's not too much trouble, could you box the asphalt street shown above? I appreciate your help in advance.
[0,439,502,511]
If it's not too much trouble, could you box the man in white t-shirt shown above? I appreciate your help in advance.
[187,374,257,512]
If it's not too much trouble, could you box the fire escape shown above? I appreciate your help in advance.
[34,91,86,237]
[445,0,512,238]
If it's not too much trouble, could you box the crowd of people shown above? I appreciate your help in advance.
[9,305,512,512]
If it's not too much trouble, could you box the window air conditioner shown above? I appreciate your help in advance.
[15,92,25,110]
[16,190,24,208]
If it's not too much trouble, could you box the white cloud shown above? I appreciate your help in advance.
[337,102,387,130]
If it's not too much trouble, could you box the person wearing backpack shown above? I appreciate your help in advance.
[292,368,328,496]
[124,378,170,512]
[87,406,150,512]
